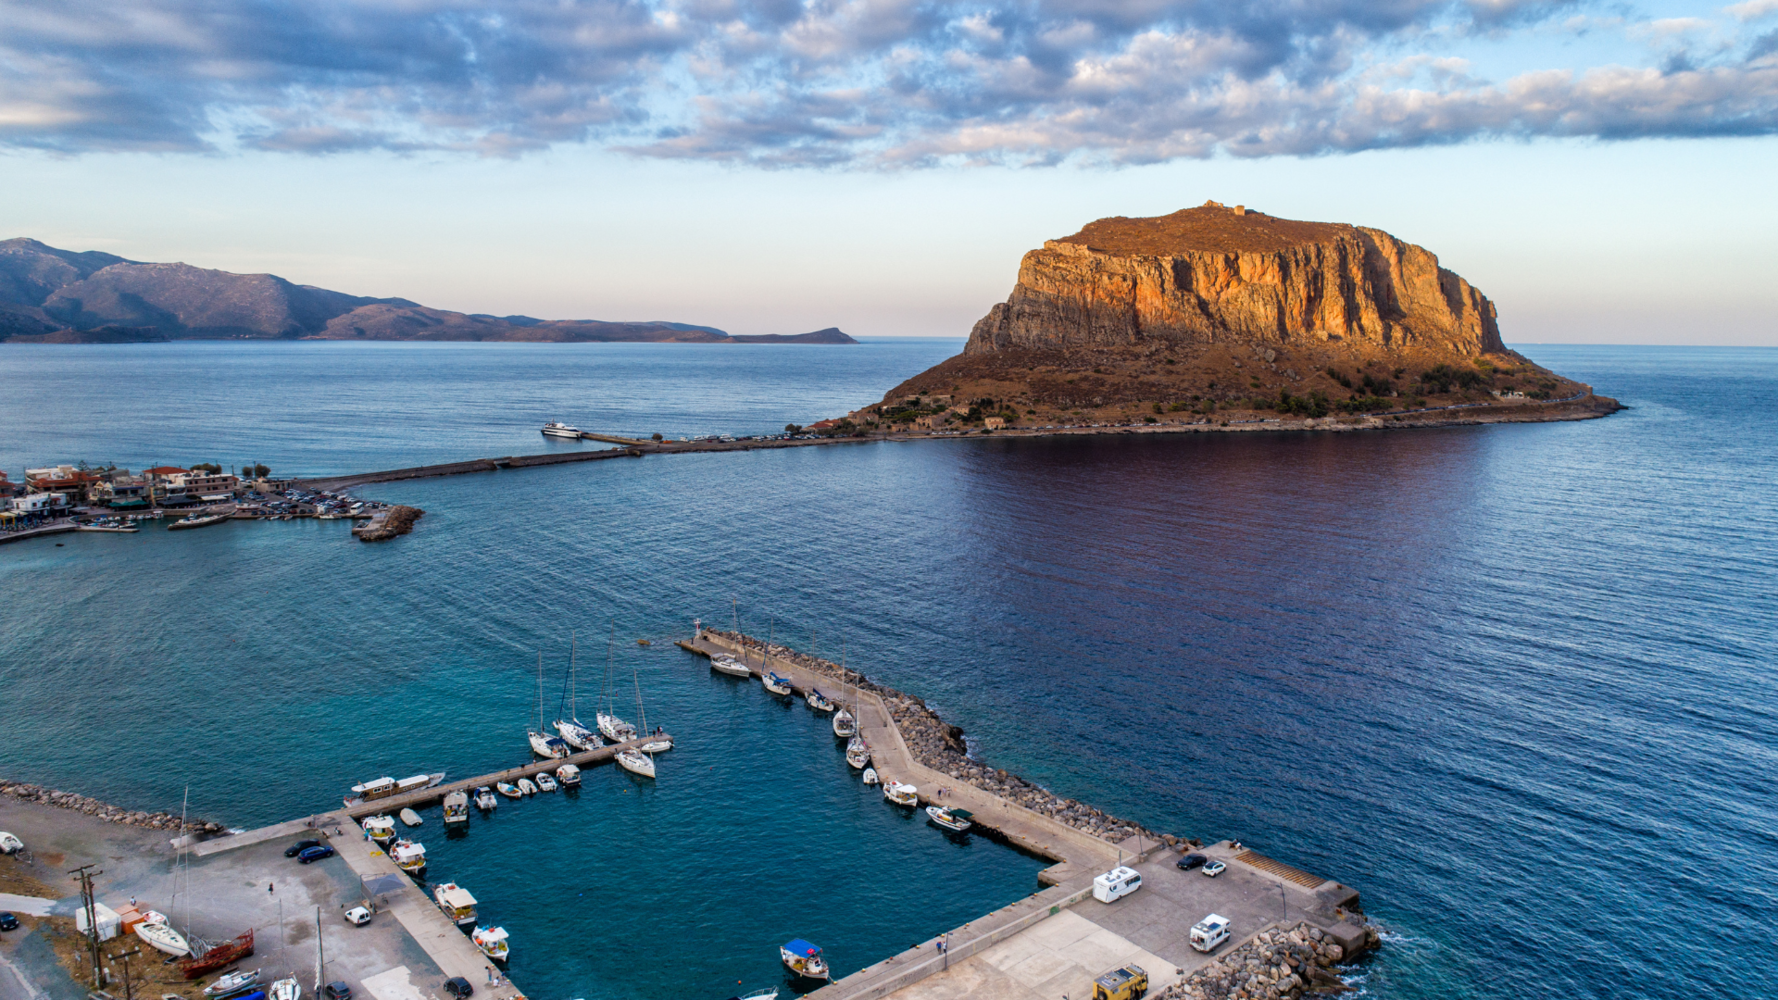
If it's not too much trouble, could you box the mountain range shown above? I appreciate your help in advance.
[0,238,855,345]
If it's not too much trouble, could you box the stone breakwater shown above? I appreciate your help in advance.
[716,630,1170,847]
[1160,922,1380,1000]
[0,780,224,835]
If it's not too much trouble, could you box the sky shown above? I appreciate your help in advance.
[3,0,1776,344]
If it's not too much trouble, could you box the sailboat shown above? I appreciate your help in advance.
[806,688,834,712]
[596,626,638,743]
[554,633,603,750]
[616,656,658,779]
[763,671,793,695]
[832,644,856,737]
[136,918,191,956]
[268,978,301,1000]
[846,736,870,770]
[528,652,571,759]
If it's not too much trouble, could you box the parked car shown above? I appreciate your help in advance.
[0,912,19,931]
[343,907,372,926]
[1201,860,1227,877]
[297,845,336,864]
[443,978,473,999]
[285,839,323,858]
[324,983,352,1000]
[1175,853,1207,871]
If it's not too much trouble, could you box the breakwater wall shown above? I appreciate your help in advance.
[0,780,223,835]
[1162,921,1376,1000]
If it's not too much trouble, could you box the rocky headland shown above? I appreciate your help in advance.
[839,202,1619,434]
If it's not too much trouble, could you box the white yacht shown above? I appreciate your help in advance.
[597,713,637,743]
[473,926,511,962]
[433,883,478,926]
[555,718,602,750]
[846,737,870,770]
[884,782,919,807]
[555,763,582,787]
[135,920,190,957]
[534,772,558,792]
[616,748,656,778]
[832,706,856,738]
[528,732,571,759]
[763,672,793,696]
[711,654,752,678]
[541,421,581,438]
[806,688,834,712]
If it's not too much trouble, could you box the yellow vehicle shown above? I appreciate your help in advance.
[1093,964,1149,1000]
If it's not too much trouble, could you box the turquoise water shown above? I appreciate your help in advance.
[3,341,1776,1000]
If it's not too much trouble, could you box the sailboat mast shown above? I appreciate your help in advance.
[536,651,544,731]
[569,632,577,720]
[313,907,323,994]
[632,657,648,747]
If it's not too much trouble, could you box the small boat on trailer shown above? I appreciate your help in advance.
[555,764,581,787]
[926,806,973,833]
[779,939,830,981]
[762,672,793,696]
[203,969,260,997]
[268,978,300,1000]
[0,831,24,854]
[884,781,918,806]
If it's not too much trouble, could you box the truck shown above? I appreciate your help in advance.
[1093,964,1149,1000]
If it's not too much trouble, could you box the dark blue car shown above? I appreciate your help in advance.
[297,845,336,864]
[0,912,19,931]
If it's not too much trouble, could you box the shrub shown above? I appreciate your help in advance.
[1325,367,1353,389]
[1277,389,1330,418]
[1419,364,1487,394]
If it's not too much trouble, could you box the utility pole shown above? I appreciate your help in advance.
[108,947,142,1000]
[69,864,105,987]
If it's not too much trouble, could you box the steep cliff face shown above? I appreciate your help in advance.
[967,204,1503,359]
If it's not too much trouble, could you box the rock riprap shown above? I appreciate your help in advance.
[1160,922,1379,1000]
[0,780,224,834]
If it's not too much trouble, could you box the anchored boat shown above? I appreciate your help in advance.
[398,808,423,827]
[390,839,427,875]
[554,633,604,749]
[473,925,510,962]
[473,786,499,810]
[779,939,829,981]
[926,806,973,833]
[555,763,581,787]
[711,654,752,678]
[884,781,918,807]
[516,778,538,796]
[541,421,581,438]
[861,767,880,786]
[442,791,470,826]
[616,748,655,778]
[845,736,870,770]
[433,883,478,926]
[598,627,638,742]
[806,688,834,712]
[496,782,523,800]
[534,772,558,792]
[362,815,396,847]
[763,671,793,695]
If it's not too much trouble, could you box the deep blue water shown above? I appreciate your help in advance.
[2,341,1775,1000]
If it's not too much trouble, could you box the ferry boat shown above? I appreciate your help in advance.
[432,883,478,926]
[473,786,499,810]
[555,763,581,788]
[390,839,427,876]
[779,939,829,981]
[495,782,523,800]
[925,805,973,833]
[710,655,752,678]
[541,421,581,438]
[361,814,397,846]
[763,672,793,696]
[806,689,834,712]
[534,772,558,792]
[472,926,510,962]
[616,748,655,779]
[442,791,470,826]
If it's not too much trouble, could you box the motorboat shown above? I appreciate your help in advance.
[398,808,423,827]
[639,731,673,753]
[779,939,829,981]
[724,990,778,1000]
[433,883,478,926]
[166,510,231,530]
[762,672,793,696]
[474,786,500,809]
[204,969,260,997]
[541,421,581,438]
[135,919,191,956]
[534,772,558,792]
[616,748,656,779]
[361,815,397,846]
[528,731,570,759]
[0,832,22,854]
[390,839,427,875]
[554,718,602,750]
[832,706,856,738]
[496,782,523,800]
[517,778,538,796]
[394,773,445,795]
[710,654,752,678]
[885,780,919,807]
[268,978,300,1000]
[345,776,397,806]
[926,805,974,833]
[442,791,470,826]
[861,767,880,785]
[806,689,834,712]
[846,737,870,770]
[597,713,637,743]
[473,925,511,962]
[555,763,581,787]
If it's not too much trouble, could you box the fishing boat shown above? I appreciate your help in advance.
[203,969,260,997]
[517,778,538,796]
[0,832,22,854]
[541,421,581,438]
[390,839,427,875]
[442,791,470,826]
[398,807,423,827]
[472,926,511,962]
[136,919,191,956]
[616,748,655,778]
[555,763,581,787]
[534,772,558,792]
[861,767,880,785]
[762,672,793,696]
[845,737,870,770]
[806,688,834,712]
[710,654,752,678]
[433,883,478,926]
[496,782,523,800]
[473,786,499,810]
[779,939,830,981]
[926,805,973,833]
[554,633,603,749]
[268,978,300,1000]
[362,815,397,846]
[178,929,254,980]
[597,627,638,742]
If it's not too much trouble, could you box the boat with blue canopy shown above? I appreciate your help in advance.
[779,939,829,980]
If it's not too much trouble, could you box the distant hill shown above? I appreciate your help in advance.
[0,238,856,345]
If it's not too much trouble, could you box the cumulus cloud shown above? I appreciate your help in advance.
[1,0,1776,165]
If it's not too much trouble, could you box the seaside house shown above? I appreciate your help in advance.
[168,469,242,501]
[26,465,103,500]
[984,416,1006,430]
[10,492,69,517]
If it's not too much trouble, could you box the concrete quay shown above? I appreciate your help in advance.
[677,633,1370,1000]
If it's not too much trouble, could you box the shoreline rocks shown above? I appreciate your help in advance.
[0,780,224,835]
[1160,922,1380,1000]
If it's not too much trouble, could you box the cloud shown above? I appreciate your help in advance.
[2,0,1777,165]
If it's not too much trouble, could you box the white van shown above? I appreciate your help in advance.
[1092,866,1142,903]
[1190,913,1230,952]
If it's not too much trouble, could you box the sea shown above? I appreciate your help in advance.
[1,339,1773,1000]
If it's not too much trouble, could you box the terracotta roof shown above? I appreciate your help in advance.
[144,466,190,475]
